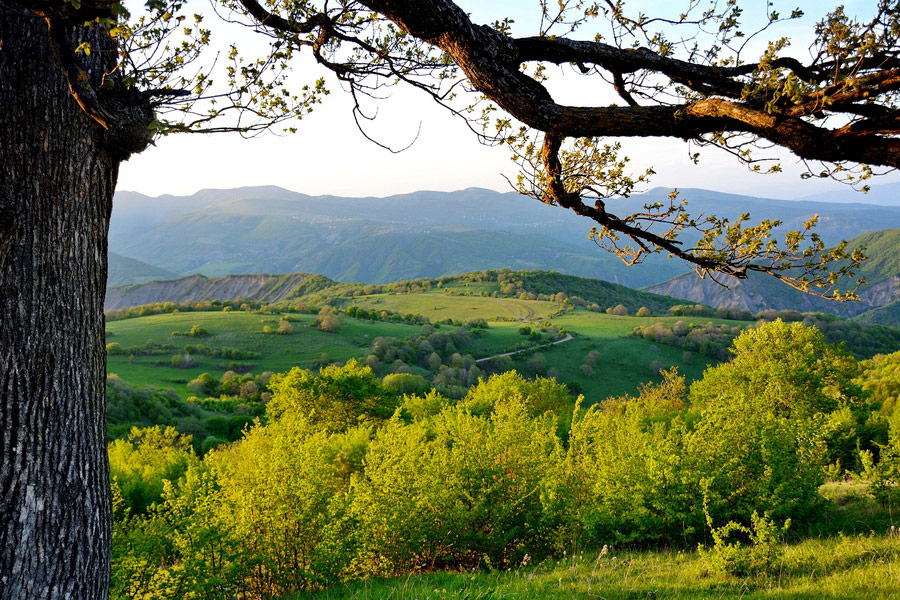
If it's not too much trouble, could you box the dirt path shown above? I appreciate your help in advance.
[475,333,574,364]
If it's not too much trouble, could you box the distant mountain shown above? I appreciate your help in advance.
[109,185,900,288]
[797,182,900,207]
[645,229,900,323]
[107,252,178,287]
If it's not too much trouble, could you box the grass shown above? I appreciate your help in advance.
[505,310,752,403]
[281,480,900,600]
[291,532,900,600]
[350,292,560,322]
[106,311,422,397]
[105,302,752,403]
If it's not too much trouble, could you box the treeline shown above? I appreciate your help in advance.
[111,322,900,598]
[632,310,900,360]
[106,299,271,321]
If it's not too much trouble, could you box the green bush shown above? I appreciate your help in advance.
[568,370,698,544]
[700,511,790,577]
[382,372,430,395]
[348,399,565,575]
[108,426,197,515]
[267,360,398,432]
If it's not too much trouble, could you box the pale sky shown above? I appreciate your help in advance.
[117,0,898,200]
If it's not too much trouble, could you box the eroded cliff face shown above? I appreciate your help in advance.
[104,273,335,310]
[645,273,899,318]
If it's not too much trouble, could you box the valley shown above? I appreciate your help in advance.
[99,189,900,600]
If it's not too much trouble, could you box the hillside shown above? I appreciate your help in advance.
[104,269,688,313]
[109,185,900,288]
[105,273,336,310]
[645,229,900,323]
[855,301,900,326]
[108,252,179,287]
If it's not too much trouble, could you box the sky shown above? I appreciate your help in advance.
[117,0,898,200]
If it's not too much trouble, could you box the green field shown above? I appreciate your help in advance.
[106,311,423,397]
[350,291,561,322]
[106,299,750,405]
[531,312,750,401]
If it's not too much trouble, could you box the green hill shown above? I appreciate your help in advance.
[108,252,178,287]
[105,269,689,314]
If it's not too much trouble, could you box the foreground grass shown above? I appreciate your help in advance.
[291,532,900,600]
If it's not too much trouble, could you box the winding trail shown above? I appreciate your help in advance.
[475,333,574,364]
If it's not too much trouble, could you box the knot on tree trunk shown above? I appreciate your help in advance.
[98,86,155,161]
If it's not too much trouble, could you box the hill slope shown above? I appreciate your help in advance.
[104,269,687,313]
[108,252,179,287]
[105,273,336,310]
[645,229,900,322]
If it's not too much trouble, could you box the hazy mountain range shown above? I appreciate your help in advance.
[109,184,900,290]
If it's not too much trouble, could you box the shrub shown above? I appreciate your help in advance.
[267,360,398,432]
[700,511,790,577]
[382,373,430,395]
[204,415,230,438]
[317,306,340,332]
[526,352,547,375]
[170,352,196,369]
[348,399,564,575]
[200,435,227,454]
[277,318,294,335]
[609,304,628,316]
[568,371,697,544]
[108,426,197,515]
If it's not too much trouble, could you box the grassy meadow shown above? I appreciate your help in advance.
[349,291,560,322]
[106,310,423,396]
[105,295,750,403]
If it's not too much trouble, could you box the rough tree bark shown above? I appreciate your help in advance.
[0,10,138,599]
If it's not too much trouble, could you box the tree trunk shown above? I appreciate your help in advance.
[0,11,118,599]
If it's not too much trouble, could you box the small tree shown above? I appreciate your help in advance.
[526,353,547,375]
[278,319,294,335]
[317,306,340,333]
[610,304,629,316]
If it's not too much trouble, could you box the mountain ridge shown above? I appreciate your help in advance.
[109,185,900,289]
